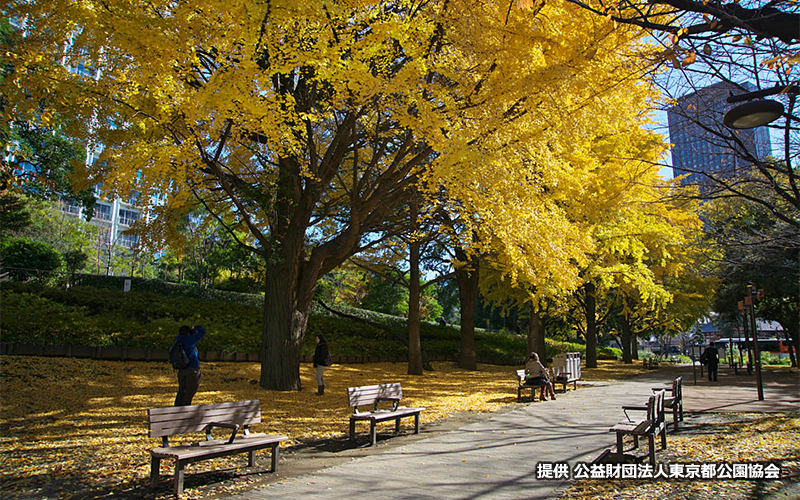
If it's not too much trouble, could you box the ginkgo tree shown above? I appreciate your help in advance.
[5,0,663,390]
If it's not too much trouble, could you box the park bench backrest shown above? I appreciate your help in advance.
[148,400,262,439]
[672,377,682,400]
[649,390,665,426]
[347,383,402,413]
[552,352,581,379]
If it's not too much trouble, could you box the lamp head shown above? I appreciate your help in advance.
[724,99,784,129]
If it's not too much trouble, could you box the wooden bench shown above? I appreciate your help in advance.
[609,390,667,465]
[515,369,547,401]
[347,383,425,446]
[148,400,288,497]
[551,352,581,392]
[643,357,660,369]
[653,376,683,430]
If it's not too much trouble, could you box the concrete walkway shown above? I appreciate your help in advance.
[225,365,798,500]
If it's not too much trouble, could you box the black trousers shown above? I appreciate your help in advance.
[175,367,201,406]
[707,363,718,381]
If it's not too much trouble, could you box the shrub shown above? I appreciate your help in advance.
[0,237,63,281]
[761,352,791,366]
[598,346,622,360]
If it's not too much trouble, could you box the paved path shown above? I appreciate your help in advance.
[225,365,798,500]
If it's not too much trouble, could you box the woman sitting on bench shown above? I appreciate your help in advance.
[524,352,556,401]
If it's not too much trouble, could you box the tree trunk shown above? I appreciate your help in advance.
[583,282,598,369]
[632,335,640,360]
[527,304,547,361]
[260,257,308,391]
[408,232,423,375]
[455,251,479,370]
[779,320,798,367]
[620,313,633,364]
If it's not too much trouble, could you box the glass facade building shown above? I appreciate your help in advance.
[668,81,772,192]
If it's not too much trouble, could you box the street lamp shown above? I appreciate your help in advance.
[723,99,784,129]
[744,284,765,401]
[723,84,798,129]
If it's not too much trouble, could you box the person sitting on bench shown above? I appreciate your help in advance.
[524,352,556,401]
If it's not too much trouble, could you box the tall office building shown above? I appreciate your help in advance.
[668,81,772,190]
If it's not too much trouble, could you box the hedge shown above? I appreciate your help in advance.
[1,282,588,363]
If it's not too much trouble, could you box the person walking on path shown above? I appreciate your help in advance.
[313,334,332,395]
[174,325,206,406]
[700,343,719,382]
[524,352,556,401]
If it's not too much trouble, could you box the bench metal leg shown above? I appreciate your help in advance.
[248,450,256,467]
[271,443,280,472]
[349,418,356,441]
[370,420,377,446]
[660,429,667,450]
[632,435,639,450]
[395,417,401,434]
[174,460,185,497]
[414,413,420,434]
[150,457,161,488]
[615,432,624,455]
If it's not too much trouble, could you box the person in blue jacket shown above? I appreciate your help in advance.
[174,325,206,406]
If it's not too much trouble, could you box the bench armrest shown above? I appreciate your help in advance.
[204,422,240,444]
[621,405,648,421]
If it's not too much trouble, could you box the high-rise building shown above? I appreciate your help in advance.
[668,81,772,190]
[7,16,144,253]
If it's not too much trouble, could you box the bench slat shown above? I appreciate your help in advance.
[350,407,425,421]
[149,411,262,438]
[149,406,261,424]
[347,383,403,407]
[149,400,260,417]
[151,434,288,460]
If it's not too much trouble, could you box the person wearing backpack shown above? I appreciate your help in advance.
[174,325,207,406]
[313,334,332,396]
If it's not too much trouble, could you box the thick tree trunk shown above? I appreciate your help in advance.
[527,304,547,361]
[583,282,598,369]
[408,235,423,375]
[455,252,479,370]
[620,313,633,364]
[260,253,312,391]
[632,335,640,360]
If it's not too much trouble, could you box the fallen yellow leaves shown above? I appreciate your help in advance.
[561,413,800,500]
[0,356,522,499]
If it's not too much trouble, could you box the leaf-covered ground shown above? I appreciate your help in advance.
[1,356,796,500]
[0,356,534,499]
[564,412,800,500]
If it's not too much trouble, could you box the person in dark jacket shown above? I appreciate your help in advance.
[700,344,719,382]
[174,325,206,406]
[313,334,331,396]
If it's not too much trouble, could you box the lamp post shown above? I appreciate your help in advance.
[723,84,798,129]
[745,284,765,400]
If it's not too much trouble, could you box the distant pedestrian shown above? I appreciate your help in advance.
[700,344,719,382]
[313,334,332,395]
[524,352,556,401]
[174,325,206,406]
